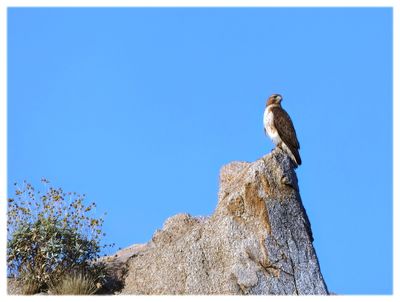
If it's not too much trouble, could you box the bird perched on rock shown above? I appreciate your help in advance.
[263,94,301,166]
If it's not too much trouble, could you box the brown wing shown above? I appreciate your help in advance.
[271,106,301,165]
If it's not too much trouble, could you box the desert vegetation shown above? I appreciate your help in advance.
[7,178,114,295]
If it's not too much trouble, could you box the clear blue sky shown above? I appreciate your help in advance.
[7,8,392,295]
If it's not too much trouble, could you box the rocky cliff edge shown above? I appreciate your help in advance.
[102,148,328,295]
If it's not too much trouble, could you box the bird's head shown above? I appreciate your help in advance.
[266,94,283,106]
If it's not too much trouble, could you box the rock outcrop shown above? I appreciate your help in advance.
[108,149,328,295]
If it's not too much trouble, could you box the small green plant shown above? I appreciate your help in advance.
[48,271,100,295]
[7,179,113,294]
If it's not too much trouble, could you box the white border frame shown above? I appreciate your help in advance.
[0,1,397,300]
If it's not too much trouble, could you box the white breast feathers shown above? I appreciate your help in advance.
[264,106,282,145]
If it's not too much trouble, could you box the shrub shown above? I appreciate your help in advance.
[7,179,113,294]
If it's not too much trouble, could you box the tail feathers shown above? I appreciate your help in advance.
[282,143,302,166]
[291,147,302,166]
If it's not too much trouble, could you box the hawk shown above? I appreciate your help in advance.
[263,94,301,166]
